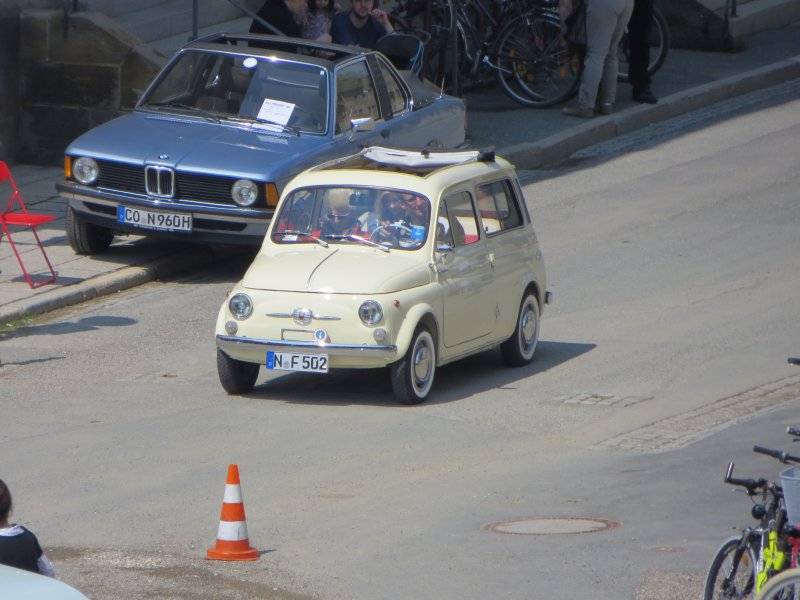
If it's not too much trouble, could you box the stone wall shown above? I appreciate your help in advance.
[0,0,66,163]
[661,0,740,52]
[0,12,19,163]
[18,10,161,166]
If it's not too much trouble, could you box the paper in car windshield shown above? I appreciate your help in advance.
[257,98,295,126]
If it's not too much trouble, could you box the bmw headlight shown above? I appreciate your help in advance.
[231,179,258,207]
[358,300,383,325]
[73,157,98,184]
[229,293,253,320]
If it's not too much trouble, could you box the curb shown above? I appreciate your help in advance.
[504,54,800,170]
[0,245,240,324]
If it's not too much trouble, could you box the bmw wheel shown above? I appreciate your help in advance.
[66,206,114,255]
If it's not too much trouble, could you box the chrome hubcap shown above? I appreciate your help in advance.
[413,343,431,384]
[521,304,536,347]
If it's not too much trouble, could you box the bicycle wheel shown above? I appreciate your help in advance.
[494,12,581,108]
[757,568,800,600]
[704,535,758,600]
[617,6,670,82]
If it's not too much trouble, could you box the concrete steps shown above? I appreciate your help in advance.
[115,0,245,44]
[149,17,252,59]
[80,0,253,61]
[723,0,800,38]
[87,0,800,59]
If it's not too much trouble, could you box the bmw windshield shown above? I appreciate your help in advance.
[139,51,329,134]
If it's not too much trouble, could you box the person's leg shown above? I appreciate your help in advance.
[628,0,657,102]
[575,0,617,109]
[597,0,634,105]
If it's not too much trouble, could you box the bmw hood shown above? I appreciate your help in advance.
[65,111,329,182]
[241,248,432,294]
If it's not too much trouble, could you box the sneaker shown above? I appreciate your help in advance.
[632,87,658,104]
[595,102,613,115]
[561,104,594,118]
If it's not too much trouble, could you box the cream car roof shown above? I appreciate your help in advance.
[284,152,517,201]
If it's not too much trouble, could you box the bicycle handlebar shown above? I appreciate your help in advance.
[753,445,800,464]
[724,462,768,493]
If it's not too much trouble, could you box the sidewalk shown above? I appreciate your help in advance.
[2,21,799,325]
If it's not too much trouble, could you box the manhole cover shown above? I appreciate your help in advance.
[483,517,620,535]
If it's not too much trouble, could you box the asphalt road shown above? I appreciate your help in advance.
[2,82,800,599]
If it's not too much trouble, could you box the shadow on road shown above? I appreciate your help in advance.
[239,339,596,406]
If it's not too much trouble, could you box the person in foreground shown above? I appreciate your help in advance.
[331,0,393,48]
[562,0,634,118]
[0,478,55,577]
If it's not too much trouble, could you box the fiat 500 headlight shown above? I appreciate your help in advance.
[231,179,258,207]
[358,300,383,325]
[73,157,99,184]
[229,293,253,320]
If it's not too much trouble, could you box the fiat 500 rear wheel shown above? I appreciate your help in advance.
[217,348,259,394]
[501,292,540,366]
[391,327,436,404]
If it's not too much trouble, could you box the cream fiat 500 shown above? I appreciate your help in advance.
[215,147,550,403]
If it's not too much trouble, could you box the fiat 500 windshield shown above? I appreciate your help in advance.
[272,186,431,250]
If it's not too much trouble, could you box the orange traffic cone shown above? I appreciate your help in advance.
[206,464,259,561]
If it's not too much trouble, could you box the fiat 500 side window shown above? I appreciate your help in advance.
[440,192,480,247]
[475,179,523,236]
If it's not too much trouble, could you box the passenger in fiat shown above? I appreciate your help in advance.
[321,202,360,236]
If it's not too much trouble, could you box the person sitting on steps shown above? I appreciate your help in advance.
[330,0,393,49]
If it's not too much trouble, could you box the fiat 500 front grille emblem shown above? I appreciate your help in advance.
[266,309,341,324]
[292,308,313,326]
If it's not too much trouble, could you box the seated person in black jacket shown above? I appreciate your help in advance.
[330,0,393,48]
[251,0,331,41]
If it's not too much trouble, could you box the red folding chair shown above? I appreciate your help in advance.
[0,160,57,288]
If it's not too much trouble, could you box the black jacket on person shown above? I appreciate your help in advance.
[0,526,43,573]
[250,0,303,37]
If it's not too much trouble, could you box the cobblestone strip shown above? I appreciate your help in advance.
[554,393,652,407]
[595,374,800,453]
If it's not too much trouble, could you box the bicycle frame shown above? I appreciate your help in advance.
[759,527,790,593]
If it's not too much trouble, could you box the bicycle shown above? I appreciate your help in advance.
[492,2,582,107]
[704,464,780,600]
[617,3,669,83]
[389,0,581,107]
[705,437,800,600]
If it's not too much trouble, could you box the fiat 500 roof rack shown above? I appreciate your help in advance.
[361,146,496,168]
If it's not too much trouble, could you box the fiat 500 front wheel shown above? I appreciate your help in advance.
[217,348,259,394]
[391,327,436,404]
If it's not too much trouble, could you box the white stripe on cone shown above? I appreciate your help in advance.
[216,520,249,541]
[223,484,243,504]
